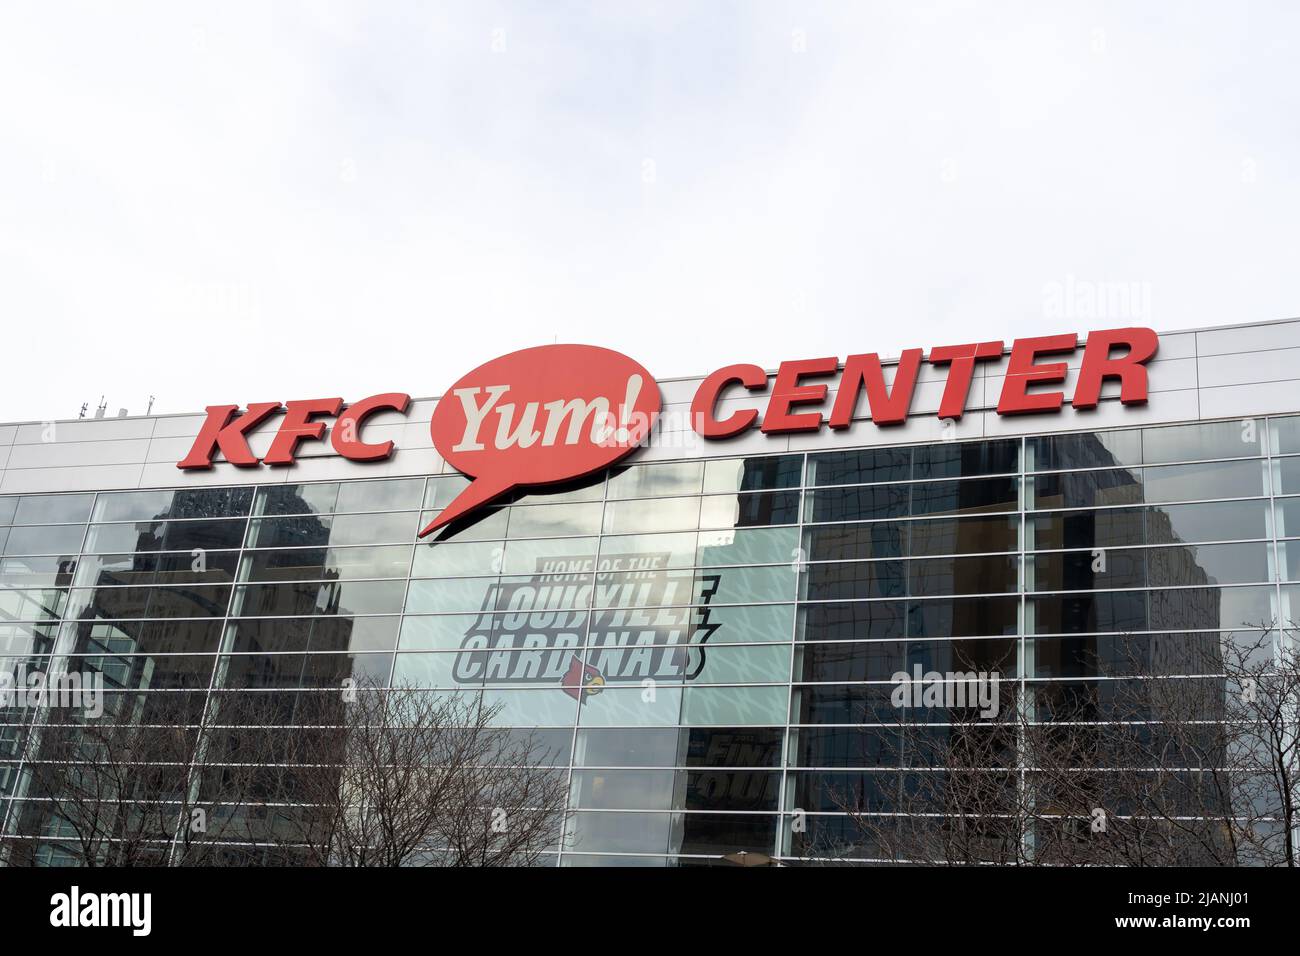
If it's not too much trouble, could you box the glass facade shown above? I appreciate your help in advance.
[1,414,1297,864]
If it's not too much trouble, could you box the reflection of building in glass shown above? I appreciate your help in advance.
[0,403,1295,865]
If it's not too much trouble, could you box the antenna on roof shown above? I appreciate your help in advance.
[94,396,107,419]
[146,395,155,415]
[78,402,88,419]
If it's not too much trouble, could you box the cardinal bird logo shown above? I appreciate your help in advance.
[561,656,606,702]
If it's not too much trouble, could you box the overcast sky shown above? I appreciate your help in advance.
[1,1,1297,423]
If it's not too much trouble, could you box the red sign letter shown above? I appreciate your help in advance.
[691,364,768,439]
[177,402,282,469]
[761,358,838,434]
[333,392,411,462]
[830,349,922,428]
[997,334,1078,415]
[263,397,343,466]
[928,341,1004,420]
[1072,326,1159,410]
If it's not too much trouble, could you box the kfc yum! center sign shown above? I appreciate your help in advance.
[178,327,1159,533]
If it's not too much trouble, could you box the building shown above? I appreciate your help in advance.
[2,317,1299,865]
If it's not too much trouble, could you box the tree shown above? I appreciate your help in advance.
[818,627,1300,867]
[213,680,569,867]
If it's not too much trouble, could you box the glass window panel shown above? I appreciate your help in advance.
[423,475,471,510]
[681,685,789,725]
[95,487,254,522]
[805,521,903,562]
[3,524,86,556]
[1281,542,1300,582]
[418,506,509,542]
[325,511,417,546]
[234,579,406,617]
[703,603,795,644]
[908,596,1020,637]
[154,549,240,585]
[1033,630,1274,679]
[1149,585,1274,631]
[507,478,606,505]
[497,572,593,612]
[1030,507,1145,550]
[683,728,783,767]
[799,602,907,642]
[1033,469,1142,509]
[803,561,906,601]
[0,555,77,589]
[607,461,703,499]
[1142,459,1265,503]
[502,536,604,575]
[1147,500,1270,545]
[308,615,400,653]
[593,568,692,608]
[0,587,68,621]
[66,586,147,620]
[225,617,313,654]
[0,622,59,657]
[66,653,216,691]
[1272,415,1300,456]
[703,454,804,493]
[1028,429,1142,471]
[908,555,1019,596]
[404,577,498,615]
[335,478,424,513]
[911,476,1019,516]
[807,485,908,523]
[570,769,678,811]
[12,494,94,526]
[914,438,1018,479]
[147,584,233,619]
[697,526,798,566]
[255,483,339,516]
[798,638,1016,683]
[678,812,777,857]
[598,532,695,569]
[480,688,579,726]
[708,564,797,604]
[792,727,903,768]
[244,515,333,549]
[574,728,682,767]
[391,652,466,688]
[506,502,602,538]
[300,651,393,689]
[908,514,1019,556]
[411,540,502,578]
[690,644,791,684]
[243,544,412,582]
[1030,591,1148,635]
[683,770,780,812]
[399,613,491,651]
[578,685,684,726]
[567,810,674,854]
[0,498,17,525]
[1147,542,1272,587]
[602,496,702,534]
[808,447,911,486]
[1275,457,1300,496]
[700,491,800,529]
[1142,419,1263,464]
[159,518,247,551]
[1031,549,1145,592]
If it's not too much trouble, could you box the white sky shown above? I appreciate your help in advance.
[1,0,1297,423]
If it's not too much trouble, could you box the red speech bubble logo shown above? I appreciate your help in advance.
[421,344,661,536]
